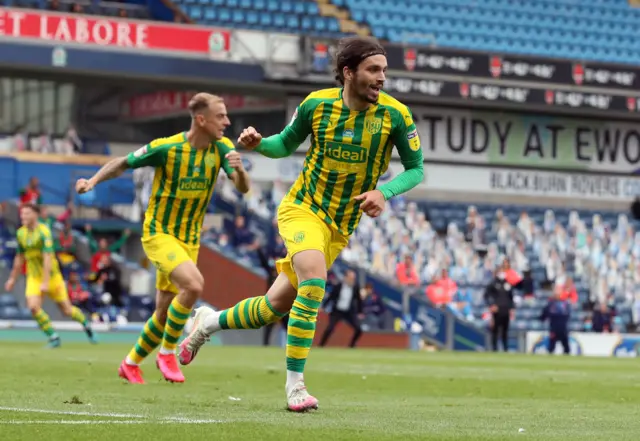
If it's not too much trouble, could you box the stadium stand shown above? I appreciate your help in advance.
[159,0,640,64]
[344,0,640,63]
[208,178,639,335]
[6,0,151,19]
[9,0,640,64]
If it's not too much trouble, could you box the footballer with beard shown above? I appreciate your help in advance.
[179,37,425,412]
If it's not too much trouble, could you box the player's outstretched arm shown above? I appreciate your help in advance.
[237,126,298,159]
[237,100,311,158]
[225,150,250,194]
[76,156,129,194]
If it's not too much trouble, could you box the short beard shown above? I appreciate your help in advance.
[356,79,378,104]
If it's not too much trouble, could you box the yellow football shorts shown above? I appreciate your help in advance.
[26,274,69,303]
[276,202,350,289]
[142,234,200,295]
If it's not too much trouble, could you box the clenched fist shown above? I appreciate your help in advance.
[237,126,263,149]
[354,190,386,218]
[225,150,244,170]
[75,178,94,194]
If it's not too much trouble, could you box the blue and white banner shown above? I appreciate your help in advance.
[526,331,640,357]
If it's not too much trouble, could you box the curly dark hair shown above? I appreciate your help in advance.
[334,37,386,85]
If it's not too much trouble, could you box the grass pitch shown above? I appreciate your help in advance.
[1,339,640,440]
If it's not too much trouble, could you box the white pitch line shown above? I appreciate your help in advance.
[0,406,145,418]
[0,406,225,424]
[1,420,145,425]
[1,419,224,425]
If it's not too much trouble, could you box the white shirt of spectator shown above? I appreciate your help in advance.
[336,283,354,312]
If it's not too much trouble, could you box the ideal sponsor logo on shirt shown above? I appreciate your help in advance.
[179,177,208,191]
[324,142,367,164]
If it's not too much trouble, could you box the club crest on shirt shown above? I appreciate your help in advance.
[365,118,382,135]
[167,252,176,262]
[293,231,305,244]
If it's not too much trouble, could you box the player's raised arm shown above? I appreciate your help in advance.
[76,156,128,194]
[75,142,167,194]
[377,107,424,200]
[237,100,312,158]
[219,138,250,194]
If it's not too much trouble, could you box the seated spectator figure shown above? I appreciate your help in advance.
[592,303,612,333]
[451,288,474,321]
[231,215,259,254]
[502,257,522,287]
[39,202,72,231]
[57,220,76,270]
[68,270,94,318]
[396,255,420,287]
[19,177,42,206]
[85,224,130,273]
[426,269,457,308]
[362,283,386,330]
[559,277,578,304]
[90,254,124,322]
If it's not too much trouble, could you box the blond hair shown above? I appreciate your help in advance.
[188,93,224,117]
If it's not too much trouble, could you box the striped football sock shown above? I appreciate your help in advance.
[286,278,325,375]
[126,313,164,365]
[33,308,58,339]
[70,306,88,327]
[159,298,192,354]
[218,295,284,330]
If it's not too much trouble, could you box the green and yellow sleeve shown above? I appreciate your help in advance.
[378,107,424,200]
[255,99,313,158]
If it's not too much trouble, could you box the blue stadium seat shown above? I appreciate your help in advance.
[204,7,216,20]
[247,10,259,24]
[0,294,17,307]
[267,0,279,11]
[294,1,305,14]
[337,0,640,63]
[232,10,245,23]
[260,13,272,26]
[189,6,202,19]
[0,306,20,319]
[287,14,300,29]
[218,8,231,21]
[274,13,286,27]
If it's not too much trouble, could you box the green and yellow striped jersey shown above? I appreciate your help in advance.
[280,88,423,236]
[16,223,61,279]
[127,132,236,245]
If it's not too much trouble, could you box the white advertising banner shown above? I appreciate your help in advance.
[285,100,640,173]
[526,331,640,357]
[426,164,640,201]
[243,152,640,201]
